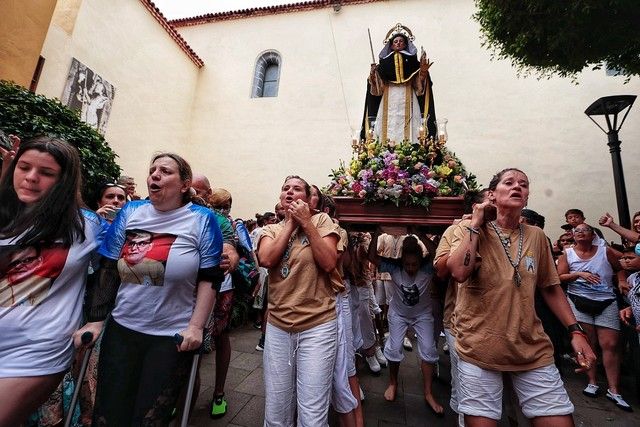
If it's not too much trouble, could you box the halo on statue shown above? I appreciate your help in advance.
[383,23,415,44]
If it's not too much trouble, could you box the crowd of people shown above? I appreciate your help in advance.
[1,135,639,427]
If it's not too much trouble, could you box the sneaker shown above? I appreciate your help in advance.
[582,384,599,398]
[209,394,228,419]
[255,336,264,352]
[365,355,381,373]
[403,337,413,351]
[374,346,388,367]
[606,390,633,412]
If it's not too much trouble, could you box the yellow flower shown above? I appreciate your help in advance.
[436,165,452,177]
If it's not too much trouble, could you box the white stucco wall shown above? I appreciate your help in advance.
[37,0,200,192]
[180,0,640,239]
[34,0,639,240]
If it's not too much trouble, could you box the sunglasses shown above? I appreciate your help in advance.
[105,183,126,190]
[572,228,592,234]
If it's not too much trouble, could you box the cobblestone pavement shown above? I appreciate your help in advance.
[184,325,640,426]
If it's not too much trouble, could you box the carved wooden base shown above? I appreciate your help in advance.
[333,196,465,230]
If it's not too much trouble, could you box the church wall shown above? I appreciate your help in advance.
[36,0,200,190]
[0,0,58,88]
[180,0,640,238]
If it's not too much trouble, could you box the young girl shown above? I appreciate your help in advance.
[0,137,106,425]
[368,231,443,415]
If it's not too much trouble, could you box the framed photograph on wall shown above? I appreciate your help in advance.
[61,58,116,135]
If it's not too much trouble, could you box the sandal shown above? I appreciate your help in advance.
[606,390,633,412]
[582,384,599,398]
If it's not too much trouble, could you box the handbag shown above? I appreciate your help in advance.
[568,293,615,316]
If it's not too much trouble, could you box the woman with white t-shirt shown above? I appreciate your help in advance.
[77,152,224,425]
[0,137,106,426]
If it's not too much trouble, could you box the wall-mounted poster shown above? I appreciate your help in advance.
[61,58,115,135]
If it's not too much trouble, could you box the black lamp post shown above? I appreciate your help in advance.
[585,95,636,229]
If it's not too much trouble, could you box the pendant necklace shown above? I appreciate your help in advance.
[489,221,524,287]
[280,229,298,278]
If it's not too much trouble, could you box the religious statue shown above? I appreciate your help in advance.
[361,23,437,144]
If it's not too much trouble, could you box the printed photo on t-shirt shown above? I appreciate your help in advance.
[0,243,70,307]
[400,283,420,306]
[117,229,177,286]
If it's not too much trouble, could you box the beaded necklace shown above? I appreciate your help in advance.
[280,229,298,278]
[489,221,524,287]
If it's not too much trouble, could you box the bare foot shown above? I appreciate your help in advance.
[425,393,444,416]
[384,383,397,401]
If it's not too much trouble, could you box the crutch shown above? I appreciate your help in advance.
[173,332,203,427]
[63,331,93,427]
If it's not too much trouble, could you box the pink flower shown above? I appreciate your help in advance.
[358,190,367,198]
[386,178,396,186]
[351,182,363,193]
[412,184,424,194]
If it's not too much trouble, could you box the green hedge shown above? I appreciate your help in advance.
[0,80,121,207]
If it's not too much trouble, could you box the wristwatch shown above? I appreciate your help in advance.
[567,322,586,335]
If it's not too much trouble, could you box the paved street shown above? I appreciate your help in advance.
[187,325,640,426]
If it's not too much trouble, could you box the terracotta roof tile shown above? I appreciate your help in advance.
[169,0,382,27]
[140,0,204,67]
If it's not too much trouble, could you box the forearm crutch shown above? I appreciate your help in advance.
[173,332,203,427]
[63,331,93,427]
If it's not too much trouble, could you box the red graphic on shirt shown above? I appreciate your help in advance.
[117,230,177,286]
[0,243,70,307]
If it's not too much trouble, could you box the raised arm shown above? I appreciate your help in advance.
[257,219,296,269]
[446,201,489,282]
[368,230,381,267]
[599,212,639,243]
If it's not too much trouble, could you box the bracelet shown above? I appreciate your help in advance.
[570,330,589,342]
[465,226,480,241]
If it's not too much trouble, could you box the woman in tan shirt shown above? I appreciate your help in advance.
[446,168,596,427]
[257,175,341,426]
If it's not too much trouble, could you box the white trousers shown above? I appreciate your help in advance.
[384,309,438,363]
[332,292,358,414]
[349,284,376,351]
[263,320,337,426]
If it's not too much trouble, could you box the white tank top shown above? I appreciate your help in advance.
[566,245,615,301]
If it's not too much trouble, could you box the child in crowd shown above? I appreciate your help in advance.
[368,231,443,416]
[619,248,640,341]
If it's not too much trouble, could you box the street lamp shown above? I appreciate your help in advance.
[585,95,636,229]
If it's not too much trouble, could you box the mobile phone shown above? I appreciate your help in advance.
[0,130,12,151]
[483,204,497,222]
[105,207,121,221]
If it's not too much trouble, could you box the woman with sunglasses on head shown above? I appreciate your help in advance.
[76,152,224,425]
[257,175,341,426]
[557,224,631,411]
[446,168,596,427]
[0,137,107,426]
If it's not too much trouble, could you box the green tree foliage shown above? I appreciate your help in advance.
[0,80,121,207]
[474,0,640,80]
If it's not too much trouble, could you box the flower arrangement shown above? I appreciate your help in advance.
[327,139,478,209]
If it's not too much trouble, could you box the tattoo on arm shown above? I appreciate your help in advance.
[464,250,471,266]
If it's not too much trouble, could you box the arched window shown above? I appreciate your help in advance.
[251,51,281,98]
